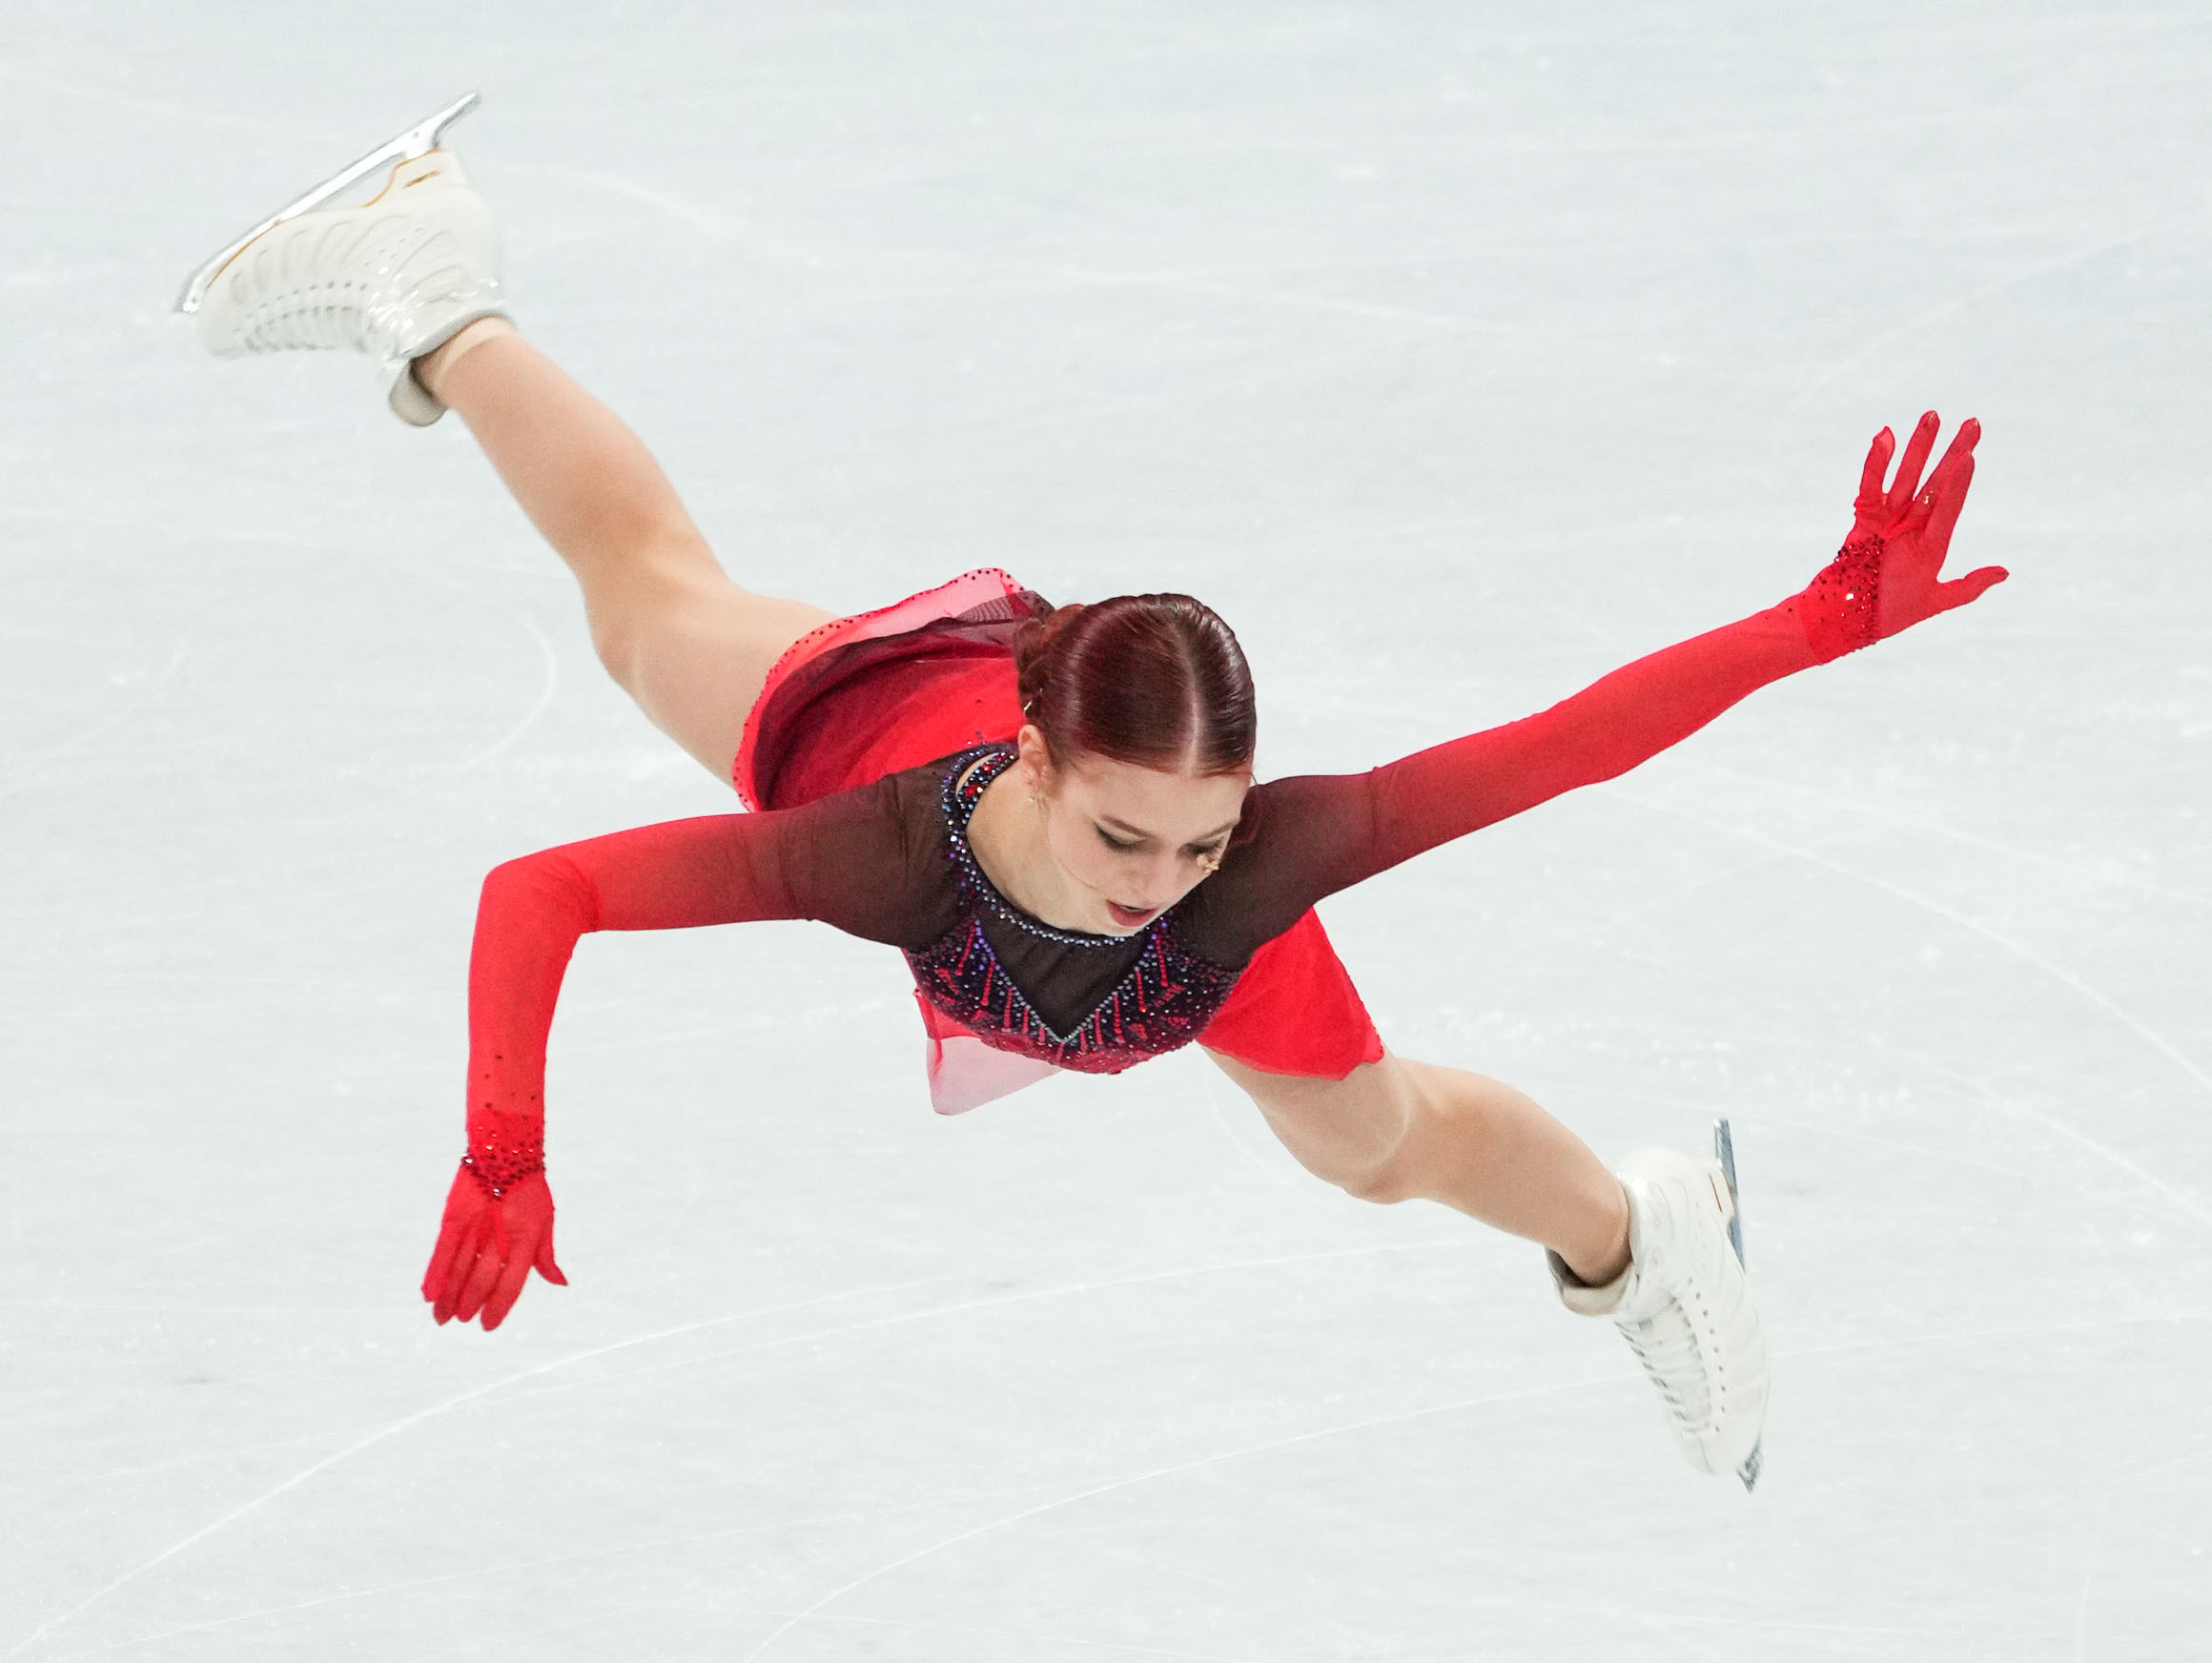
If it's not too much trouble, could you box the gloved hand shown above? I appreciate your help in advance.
[421,1111,566,1329]
[1792,411,2008,663]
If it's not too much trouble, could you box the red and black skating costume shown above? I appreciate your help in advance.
[461,560,1864,1140]
[425,424,2004,1326]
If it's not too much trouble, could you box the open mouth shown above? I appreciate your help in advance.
[1106,901,1158,927]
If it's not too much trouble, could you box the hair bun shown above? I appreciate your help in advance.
[1014,601,1089,710]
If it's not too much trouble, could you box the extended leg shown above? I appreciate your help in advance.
[417,320,834,786]
[1205,1046,1630,1284]
[1210,1044,1769,1485]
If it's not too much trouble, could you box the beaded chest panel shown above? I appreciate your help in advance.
[902,743,1241,1075]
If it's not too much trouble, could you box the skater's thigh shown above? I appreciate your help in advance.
[598,535,835,789]
[1207,1046,1423,1200]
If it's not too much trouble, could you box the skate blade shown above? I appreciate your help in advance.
[1715,1117,1761,1494]
[1712,1116,1743,1265]
[174,91,481,316]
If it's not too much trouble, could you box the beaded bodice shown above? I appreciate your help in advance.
[902,742,1242,1075]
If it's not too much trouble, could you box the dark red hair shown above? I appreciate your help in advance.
[1013,593,1256,776]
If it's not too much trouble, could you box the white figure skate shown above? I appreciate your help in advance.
[176,92,506,426]
[1553,1119,1769,1490]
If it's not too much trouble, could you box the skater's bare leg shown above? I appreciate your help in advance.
[1206,1047,1631,1285]
[416,319,833,786]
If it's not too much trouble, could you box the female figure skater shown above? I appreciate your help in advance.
[179,99,2005,1492]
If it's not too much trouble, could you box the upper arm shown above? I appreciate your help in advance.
[494,776,925,947]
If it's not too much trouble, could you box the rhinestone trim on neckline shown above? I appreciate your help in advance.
[939,742,1172,949]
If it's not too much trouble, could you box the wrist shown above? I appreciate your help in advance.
[463,1110,544,1197]
[1789,536,1884,664]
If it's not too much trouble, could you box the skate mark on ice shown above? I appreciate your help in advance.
[0,1275,953,1661]
[482,1241,1445,1409]
[0,1244,1441,1656]
[1606,790,2212,1204]
[1854,1035,2212,1236]
[71,1488,1111,1654]
[0,64,311,147]
[1784,215,2201,413]
[1573,1067,2127,1211]
[425,592,559,782]
[496,158,821,267]
[0,644,187,806]
[733,1368,1635,1663]
[1677,757,2212,913]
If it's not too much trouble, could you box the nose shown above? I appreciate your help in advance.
[1120,849,1181,907]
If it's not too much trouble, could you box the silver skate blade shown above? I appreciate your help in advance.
[1713,1117,1744,1266]
[174,91,481,315]
[1737,1439,1763,1493]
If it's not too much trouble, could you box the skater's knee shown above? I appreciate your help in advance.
[1308,1056,1440,1206]
[1215,1049,1420,1204]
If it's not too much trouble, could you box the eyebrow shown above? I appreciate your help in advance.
[1098,814,1241,842]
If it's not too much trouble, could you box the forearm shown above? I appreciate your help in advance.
[1367,599,1819,858]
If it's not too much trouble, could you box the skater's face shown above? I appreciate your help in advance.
[1028,729,1251,935]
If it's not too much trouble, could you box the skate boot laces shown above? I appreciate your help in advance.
[1611,1140,1769,1485]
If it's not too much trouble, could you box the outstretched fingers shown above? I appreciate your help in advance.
[1919,447,1976,546]
[534,1228,568,1287]
[1857,425,1897,515]
[1883,409,1942,512]
[1938,564,2009,611]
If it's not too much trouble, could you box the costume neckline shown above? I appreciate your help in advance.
[941,742,1167,950]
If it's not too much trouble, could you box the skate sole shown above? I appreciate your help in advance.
[174,91,481,316]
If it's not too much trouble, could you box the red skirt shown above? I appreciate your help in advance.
[734,569,1385,1105]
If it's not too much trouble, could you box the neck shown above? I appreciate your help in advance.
[964,755,1085,930]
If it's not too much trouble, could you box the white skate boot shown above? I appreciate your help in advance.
[177,92,505,427]
[1553,1119,1768,1490]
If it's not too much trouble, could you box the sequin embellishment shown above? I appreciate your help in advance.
[903,743,1240,1074]
[1797,535,1884,663]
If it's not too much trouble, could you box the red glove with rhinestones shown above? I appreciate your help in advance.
[421,1109,565,1329]
[422,852,586,1330]
[1790,411,2007,663]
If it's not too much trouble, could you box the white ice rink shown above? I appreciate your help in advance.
[5,4,2209,1657]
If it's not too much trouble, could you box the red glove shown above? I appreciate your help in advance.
[420,1109,566,1330]
[1792,411,2008,663]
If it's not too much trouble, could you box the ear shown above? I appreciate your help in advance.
[1015,723,1055,793]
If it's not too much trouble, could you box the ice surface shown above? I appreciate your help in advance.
[4,3,2209,1657]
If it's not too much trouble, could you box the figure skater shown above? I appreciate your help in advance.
[177,97,2006,1491]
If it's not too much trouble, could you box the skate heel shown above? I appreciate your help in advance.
[175,90,481,315]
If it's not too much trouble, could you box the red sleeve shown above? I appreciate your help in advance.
[1227,598,1822,936]
[464,781,920,1125]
